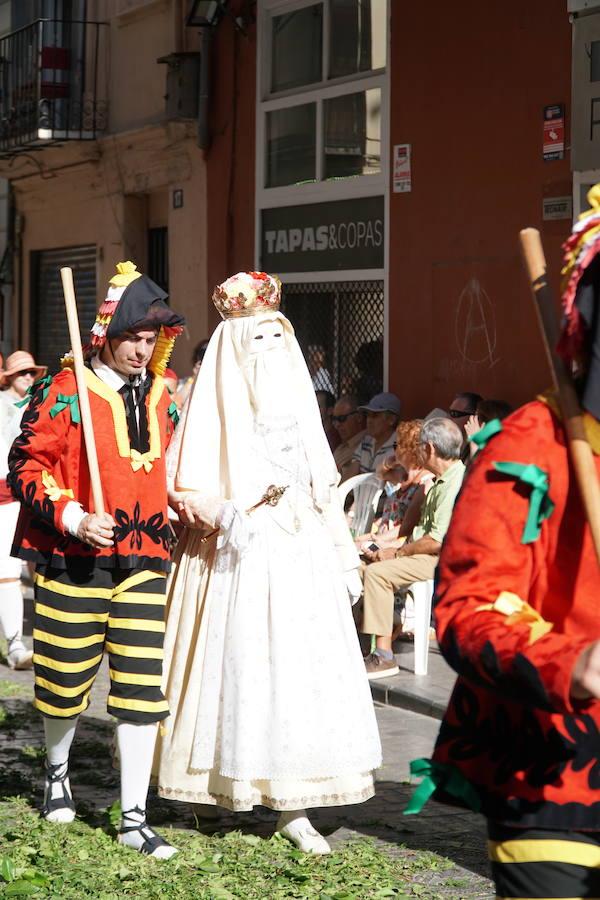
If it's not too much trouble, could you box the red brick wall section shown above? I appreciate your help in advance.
[205,1,257,331]
[388,0,572,417]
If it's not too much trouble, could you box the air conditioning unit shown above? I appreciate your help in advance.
[157,52,200,120]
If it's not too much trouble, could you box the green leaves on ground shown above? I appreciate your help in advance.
[0,798,420,900]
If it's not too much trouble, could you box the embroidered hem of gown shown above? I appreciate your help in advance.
[158,770,375,812]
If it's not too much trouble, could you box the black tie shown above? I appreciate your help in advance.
[119,375,151,453]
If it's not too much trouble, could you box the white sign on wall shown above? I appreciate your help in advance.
[393,144,412,193]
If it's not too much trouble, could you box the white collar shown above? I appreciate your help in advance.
[91,355,147,391]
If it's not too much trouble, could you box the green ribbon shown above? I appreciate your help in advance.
[468,418,502,451]
[15,374,53,408]
[403,758,481,815]
[50,393,80,425]
[492,461,554,543]
[167,400,180,428]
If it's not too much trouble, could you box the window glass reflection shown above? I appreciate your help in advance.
[329,0,386,79]
[271,4,323,92]
[324,89,381,180]
[267,103,317,187]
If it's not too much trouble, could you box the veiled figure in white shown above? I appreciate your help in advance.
[156,272,381,854]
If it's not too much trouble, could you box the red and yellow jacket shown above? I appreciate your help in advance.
[9,366,177,573]
[431,399,600,829]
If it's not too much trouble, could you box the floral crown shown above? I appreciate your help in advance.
[212,271,281,320]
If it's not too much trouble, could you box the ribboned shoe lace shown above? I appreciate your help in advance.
[41,761,75,818]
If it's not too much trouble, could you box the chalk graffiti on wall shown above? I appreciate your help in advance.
[454,277,500,369]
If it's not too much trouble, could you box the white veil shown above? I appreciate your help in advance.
[175,312,338,506]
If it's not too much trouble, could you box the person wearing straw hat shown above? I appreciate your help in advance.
[0,350,46,670]
[8,262,185,858]
[156,271,381,855]
[406,187,600,900]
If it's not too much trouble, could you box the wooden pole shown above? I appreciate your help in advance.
[60,267,105,516]
[519,228,600,566]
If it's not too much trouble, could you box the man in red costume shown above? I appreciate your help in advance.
[408,188,600,900]
[8,261,184,858]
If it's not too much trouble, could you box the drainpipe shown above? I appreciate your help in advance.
[197,27,211,151]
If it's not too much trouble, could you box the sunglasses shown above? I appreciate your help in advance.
[331,410,359,424]
[17,369,37,378]
[447,408,476,419]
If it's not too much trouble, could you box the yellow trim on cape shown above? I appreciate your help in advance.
[475,590,552,645]
[41,470,74,502]
[68,366,164,473]
[537,389,600,456]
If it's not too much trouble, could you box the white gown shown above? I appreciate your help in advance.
[157,413,382,811]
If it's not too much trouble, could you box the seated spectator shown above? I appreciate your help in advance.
[173,338,209,409]
[447,391,483,435]
[331,394,366,481]
[361,417,465,679]
[346,392,401,479]
[315,389,340,452]
[464,398,513,458]
[356,420,434,552]
[308,344,335,394]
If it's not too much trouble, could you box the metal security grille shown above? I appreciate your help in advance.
[31,244,96,372]
[281,279,384,400]
[148,227,168,293]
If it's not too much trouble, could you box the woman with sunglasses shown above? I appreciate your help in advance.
[0,350,47,669]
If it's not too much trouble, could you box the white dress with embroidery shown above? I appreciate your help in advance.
[157,413,381,810]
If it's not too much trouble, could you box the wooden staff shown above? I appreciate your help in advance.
[519,228,600,566]
[60,266,105,516]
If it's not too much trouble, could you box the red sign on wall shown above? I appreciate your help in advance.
[543,104,565,161]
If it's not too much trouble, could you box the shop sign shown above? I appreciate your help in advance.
[543,104,565,161]
[261,196,384,273]
[393,144,412,193]
[542,195,573,220]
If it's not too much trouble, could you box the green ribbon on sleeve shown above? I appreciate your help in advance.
[468,418,502,451]
[403,758,481,815]
[15,374,53,407]
[492,461,554,544]
[167,400,180,428]
[49,393,81,425]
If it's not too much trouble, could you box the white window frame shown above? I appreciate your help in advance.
[255,0,390,386]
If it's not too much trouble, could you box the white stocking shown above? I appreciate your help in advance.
[43,716,78,823]
[116,721,177,859]
[277,808,331,855]
[0,580,24,642]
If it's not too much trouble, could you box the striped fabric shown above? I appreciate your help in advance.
[33,564,168,724]
[488,822,600,899]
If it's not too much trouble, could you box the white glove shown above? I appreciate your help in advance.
[216,501,256,554]
[345,568,363,606]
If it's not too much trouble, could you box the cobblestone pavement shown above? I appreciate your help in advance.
[1,641,494,900]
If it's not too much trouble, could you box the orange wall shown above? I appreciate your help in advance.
[205,2,257,332]
[389,0,573,416]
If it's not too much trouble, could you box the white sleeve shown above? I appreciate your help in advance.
[62,501,86,538]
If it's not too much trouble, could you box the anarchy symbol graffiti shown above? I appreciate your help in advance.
[454,277,500,368]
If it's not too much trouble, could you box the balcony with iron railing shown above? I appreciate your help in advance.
[0,18,108,157]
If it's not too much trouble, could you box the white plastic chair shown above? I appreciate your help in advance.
[401,580,435,675]
[338,473,383,538]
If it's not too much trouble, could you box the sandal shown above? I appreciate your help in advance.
[118,806,177,858]
[41,761,76,823]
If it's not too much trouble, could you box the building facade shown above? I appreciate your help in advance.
[0,0,590,415]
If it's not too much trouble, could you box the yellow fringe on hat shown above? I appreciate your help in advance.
[149,326,177,377]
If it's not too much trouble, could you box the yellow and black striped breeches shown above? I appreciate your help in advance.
[488,822,600,899]
[33,564,169,724]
